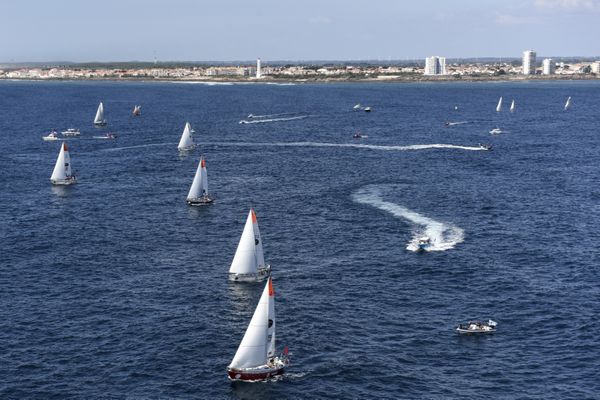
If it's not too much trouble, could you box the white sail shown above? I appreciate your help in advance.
[178,122,195,150]
[94,102,106,125]
[229,210,261,275]
[186,157,208,200]
[510,100,515,112]
[496,97,503,112]
[267,279,276,357]
[50,143,72,181]
[252,210,265,269]
[564,96,572,111]
[229,278,274,369]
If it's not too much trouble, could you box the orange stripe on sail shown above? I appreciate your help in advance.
[201,158,206,168]
[268,277,274,296]
[251,209,257,223]
[63,143,68,151]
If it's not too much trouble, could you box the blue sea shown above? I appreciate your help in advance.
[1,80,599,399]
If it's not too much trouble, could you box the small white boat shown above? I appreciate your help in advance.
[94,102,107,126]
[247,113,254,119]
[364,107,372,112]
[417,237,431,252]
[229,209,271,282]
[353,104,362,110]
[186,156,213,206]
[239,120,248,124]
[93,133,117,140]
[61,128,81,137]
[456,320,497,334]
[496,97,503,112]
[489,128,503,135]
[510,100,515,113]
[50,142,76,185]
[42,130,60,141]
[454,105,459,111]
[228,277,289,381]
[132,105,141,116]
[564,96,572,111]
[178,122,196,151]
[479,143,492,151]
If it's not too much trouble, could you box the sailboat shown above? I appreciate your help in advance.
[178,122,196,151]
[94,102,107,126]
[510,100,515,113]
[132,105,141,116]
[228,277,289,381]
[564,96,572,111]
[496,97,503,112]
[186,156,213,205]
[229,209,271,282]
[50,142,76,185]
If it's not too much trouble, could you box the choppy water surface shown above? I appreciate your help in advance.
[1,80,599,399]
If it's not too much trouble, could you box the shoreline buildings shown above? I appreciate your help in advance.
[424,56,446,75]
[542,58,555,75]
[523,50,536,75]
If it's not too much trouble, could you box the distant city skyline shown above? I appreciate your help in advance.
[1,0,600,62]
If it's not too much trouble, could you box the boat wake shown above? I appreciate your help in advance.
[239,115,308,124]
[205,141,486,152]
[446,121,468,126]
[101,142,177,152]
[352,185,464,252]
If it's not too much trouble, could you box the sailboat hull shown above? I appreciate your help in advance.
[178,144,197,152]
[51,177,76,186]
[186,196,214,206]
[228,265,271,282]
[228,366,285,381]
[94,122,107,126]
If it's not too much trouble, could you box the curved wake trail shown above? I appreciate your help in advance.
[352,185,464,252]
[248,112,300,118]
[101,142,177,152]
[205,141,485,152]
[239,115,308,124]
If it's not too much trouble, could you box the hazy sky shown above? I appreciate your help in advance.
[1,0,599,62]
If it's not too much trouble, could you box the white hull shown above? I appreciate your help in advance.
[229,265,271,282]
[51,177,76,186]
[178,144,197,152]
[186,195,214,206]
[43,136,60,141]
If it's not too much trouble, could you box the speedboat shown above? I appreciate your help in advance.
[239,120,248,124]
[489,128,502,135]
[43,130,59,141]
[353,131,362,139]
[479,143,492,151]
[364,107,372,112]
[417,237,431,252]
[61,128,81,137]
[456,320,497,334]
[247,114,254,119]
[353,104,362,110]
[444,122,450,127]
[93,133,117,140]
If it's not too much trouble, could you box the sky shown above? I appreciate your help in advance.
[1,0,599,62]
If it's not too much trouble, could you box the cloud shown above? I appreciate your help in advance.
[308,16,332,25]
[534,0,600,10]
[495,14,541,25]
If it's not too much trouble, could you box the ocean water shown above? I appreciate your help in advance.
[1,80,599,399]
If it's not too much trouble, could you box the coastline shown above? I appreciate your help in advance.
[1,74,598,85]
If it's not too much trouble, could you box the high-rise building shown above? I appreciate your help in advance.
[522,50,536,75]
[424,56,447,75]
[256,58,262,79]
[591,61,600,74]
[542,58,555,75]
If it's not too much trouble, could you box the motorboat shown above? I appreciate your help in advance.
[228,278,290,381]
[247,113,254,119]
[93,133,117,140]
[444,122,450,127]
[417,237,431,252]
[186,157,214,206]
[239,120,248,124]
[456,320,497,334]
[479,143,492,151]
[353,103,362,110]
[364,107,372,112]
[42,130,59,141]
[489,128,502,135]
[61,128,81,137]
[353,130,362,139]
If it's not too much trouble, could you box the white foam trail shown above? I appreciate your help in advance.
[239,115,308,124]
[352,185,464,252]
[205,141,485,152]
[446,121,468,126]
[101,142,176,152]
